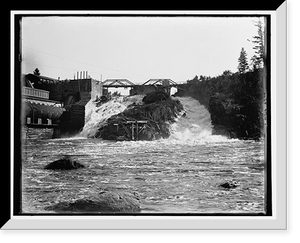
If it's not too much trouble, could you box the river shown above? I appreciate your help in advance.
[21,97,266,214]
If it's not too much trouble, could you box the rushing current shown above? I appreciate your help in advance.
[21,96,265,214]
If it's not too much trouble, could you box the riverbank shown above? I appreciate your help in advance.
[175,69,265,140]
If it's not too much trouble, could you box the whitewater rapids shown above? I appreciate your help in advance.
[80,95,229,143]
[22,97,265,214]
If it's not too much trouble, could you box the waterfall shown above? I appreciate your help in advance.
[80,95,228,142]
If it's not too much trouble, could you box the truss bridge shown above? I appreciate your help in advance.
[101,79,136,88]
[102,78,178,88]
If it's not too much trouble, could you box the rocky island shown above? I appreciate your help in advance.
[92,91,184,141]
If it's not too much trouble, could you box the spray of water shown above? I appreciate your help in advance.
[168,97,229,144]
[80,95,144,138]
[80,95,229,143]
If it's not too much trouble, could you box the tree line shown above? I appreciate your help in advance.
[179,19,266,139]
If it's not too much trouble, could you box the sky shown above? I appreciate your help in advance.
[21,16,264,85]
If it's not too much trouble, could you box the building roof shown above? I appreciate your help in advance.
[25,73,60,84]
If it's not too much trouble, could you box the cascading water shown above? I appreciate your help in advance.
[170,97,213,137]
[168,97,229,143]
[80,95,228,143]
[80,95,144,138]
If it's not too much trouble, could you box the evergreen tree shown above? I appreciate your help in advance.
[251,19,265,69]
[237,47,249,74]
[192,75,199,82]
[33,68,40,76]
[222,70,233,76]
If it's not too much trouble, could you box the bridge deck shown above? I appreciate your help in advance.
[102,78,178,88]
[102,84,178,88]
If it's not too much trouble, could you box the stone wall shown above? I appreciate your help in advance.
[22,127,54,140]
[91,79,103,100]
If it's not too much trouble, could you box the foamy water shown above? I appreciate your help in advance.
[80,95,229,143]
[80,95,144,138]
[21,96,266,214]
[168,97,231,144]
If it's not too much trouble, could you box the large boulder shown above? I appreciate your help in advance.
[96,97,183,141]
[142,91,170,104]
[219,180,239,189]
[44,156,85,170]
[44,191,141,213]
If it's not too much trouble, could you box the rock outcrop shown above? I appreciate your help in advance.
[44,191,141,213]
[208,93,263,139]
[208,93,245,138]
[95,91,183,141]
[142,91,170,104]
[219,180,239,189]
[44,156,85,170]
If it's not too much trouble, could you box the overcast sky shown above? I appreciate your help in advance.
[21,16,264,84]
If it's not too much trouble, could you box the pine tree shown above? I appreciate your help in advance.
[251,19,265,69]
[237,47,249,74]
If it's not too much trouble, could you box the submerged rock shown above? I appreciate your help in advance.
[44,156,85,170]
[219,180,239,189]
[44,191,141,213]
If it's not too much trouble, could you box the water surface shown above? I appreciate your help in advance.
[21,97,266,214]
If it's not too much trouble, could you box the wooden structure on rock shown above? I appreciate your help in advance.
[96,91,184,141]
[113,120,148,141]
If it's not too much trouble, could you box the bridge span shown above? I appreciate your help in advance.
[101,78,179,96]
[101,78,178,88]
